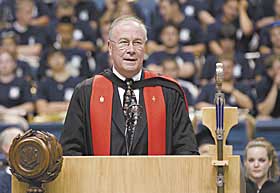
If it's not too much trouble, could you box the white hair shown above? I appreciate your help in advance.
[108,16,148,41]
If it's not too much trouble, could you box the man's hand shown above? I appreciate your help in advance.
[222,82,234,93]
[238,0,248,11]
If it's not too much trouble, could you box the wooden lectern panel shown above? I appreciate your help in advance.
[13,156,240,193]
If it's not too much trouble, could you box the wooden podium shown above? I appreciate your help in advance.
[13,155,240,193]
[12,107,241,193]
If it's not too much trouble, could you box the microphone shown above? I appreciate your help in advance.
[125,104,143,155]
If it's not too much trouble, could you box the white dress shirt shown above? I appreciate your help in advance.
[112,67,141,106]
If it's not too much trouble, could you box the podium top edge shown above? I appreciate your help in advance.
[63,155,240,159]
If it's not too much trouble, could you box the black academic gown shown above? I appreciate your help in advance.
[60,70,198,155]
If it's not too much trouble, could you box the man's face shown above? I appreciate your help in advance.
[162,60,179,78]
[108,20,146,78]
[220,38,235,52]
[0,52,16,76]
[222,59,234,81]
[161,26,179,48]
[48,52,66,72]
[1,37,17,54]
[223,0,238,21]
[159,1,173,21]
[57,23,74,44]
[270,27,280,48]
[275,0,280,16]
[245,147,271,182]
[16,3,33,25]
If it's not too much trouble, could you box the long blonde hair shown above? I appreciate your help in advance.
[244,137,280,181]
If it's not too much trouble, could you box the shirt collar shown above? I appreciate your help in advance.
[112,66,142,82]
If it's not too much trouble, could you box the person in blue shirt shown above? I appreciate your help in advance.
[65,0,100,31]
[201,24,255,85]
[207,0,254,55]
[256,54,280,119]
[46,3,97,52]
[179,0,215,26]
[195,55,254,111]
[161,58,198,106]
[0,0,50,27]
[36,48,82,115]
[38,17,91,79]
[195,55,256,139]
[0,32,33,81]
[148,0,206,55]
[0,0,46,58]
[145,23,196,82]
[0,51,34,116]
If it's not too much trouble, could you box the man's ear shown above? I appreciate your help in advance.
[108,41,112,56]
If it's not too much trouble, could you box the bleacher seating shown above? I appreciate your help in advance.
[227,121,248,155]
[255,119,280,151]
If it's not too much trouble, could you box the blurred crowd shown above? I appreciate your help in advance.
[1,0,280,192]
[0,0,280,124]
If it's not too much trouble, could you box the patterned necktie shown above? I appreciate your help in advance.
[123,78,137,118]
[123,78,137,154]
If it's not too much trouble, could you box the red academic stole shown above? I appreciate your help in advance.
[90,71,187,155]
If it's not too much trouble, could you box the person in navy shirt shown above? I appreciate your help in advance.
[39,17,91,79]
[0,0,46,58]
[148,0,206,55]
[161,58,198,106]
[0,0,50,27]
[179,0,215,26]
[0,51,34,116]
[207,0,254,55]
[64,0,100,31]
[201,24,255,85]
[36,49,82,115]
[195,56,254,112]
[145,23,196,82]
[256,55,280,119]
[46,3,97,52]
[0,32,33,81]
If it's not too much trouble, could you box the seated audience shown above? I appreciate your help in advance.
[36,49,82,116]
[161,58,198,107]
[0,32,32,81]
[207,0,254,55]
[0,51,34,117]
[201,24,255,86]
[244,137,280,193]
[94,16,113,75]
[1,0,46,59]
[65,0,100,31]
[195,56,255,139]
[39,17,91,79]
[148,0,206,55]
[259,21,280,56]
[256,55,280,119]
[178,0,215,27]
[46,2,97,52]
[145,23,196,82]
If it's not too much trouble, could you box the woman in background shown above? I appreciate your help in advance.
[244,137,280,193]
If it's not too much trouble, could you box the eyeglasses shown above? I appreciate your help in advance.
[109,39,145,50]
